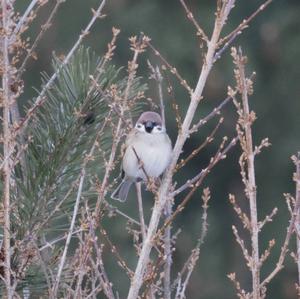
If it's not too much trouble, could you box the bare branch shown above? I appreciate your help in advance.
[51,168,86,297]
[146,41,193,95]
[132,147,150,182]
[51,127,101,296]
[173,188,210,296]
[293,153,300,289]
[218,0,273,47]
[232,47,260,299]
[189,91,235,134]
[228,194,251,230]
[148,61,165,126]
[232,225,252,268]
[95,32,146,214]
[103,200,141,226]
[136,182,147,242]
[259,207,278,230]
[259,239,275,266]
[173,137,237,197]
[12,0,39,37]
[17,0,64,78]
[163,198,172,299]
[1,0,14,296]
[261,199,299,288]
[14,0,107,136]
[177,117,223,171]
[179,0,208,43]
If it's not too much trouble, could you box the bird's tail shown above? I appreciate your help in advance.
[111,179,133,202]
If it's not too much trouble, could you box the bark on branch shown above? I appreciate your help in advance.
[126,2,235,298]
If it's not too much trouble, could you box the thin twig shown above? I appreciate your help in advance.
[99,225,134,277]
[1,0,13,296]
[12,0,39,37]
[51,127,101,295]
[179,0,208,43]
[214,31,240,62]
[295,153,300,288]
[136,182,147,242]
[132,147,151,184]
[237,48,260,299]
[261,195,300,288]
[232,225,251,267]
[163,198,172,299]
[38,229,84,252]
[177,117,223,171]
[51,168,86,297]
[173,188,210,296]
[156,138,236,241]
[189,91,236,134]
[262,155,300,291]
[218,0,273,47]
[127,4,236,296]
[162,69,183,131]
[146,41,193,95]
[148,61,165,126]
[17,0,64,78]
[173,137,237,197]
[14,0,106,136]
[88,209,108,296]
[157,66,165,126]
[135,182,155,299]
[79,205,116,299]
[124,34,148,126]
[95,33,144,214]
[103,200,141,226]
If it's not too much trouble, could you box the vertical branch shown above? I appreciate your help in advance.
[51,168,86,298]
[136,183,155,299]
[261,165,300,288]
[127,2,235,298]
[136,182,146,242]
[163,198,172,299]
[147,61,165,124]
[295,153,300,288]
[1,0,13,297]
[123,34,148,126]
[95,35,145,215]
[174,188,210,299]
[51,134,100,296]
[235,48,260,299]
[148,62,171,297]
[156,67,165,127]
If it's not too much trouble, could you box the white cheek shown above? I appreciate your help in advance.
[136,125,145,133]
[152,127,165,134]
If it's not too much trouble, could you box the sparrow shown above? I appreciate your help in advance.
[111,111,172,202]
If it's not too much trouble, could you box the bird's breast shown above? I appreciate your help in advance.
[123,133,171,180]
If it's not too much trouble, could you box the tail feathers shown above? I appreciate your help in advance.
[111,179,133,202]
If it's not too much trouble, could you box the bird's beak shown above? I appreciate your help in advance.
[144,121,154,133]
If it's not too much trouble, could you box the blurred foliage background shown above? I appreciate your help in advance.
[16,0,300,298]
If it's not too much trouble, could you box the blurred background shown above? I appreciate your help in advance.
[17,0,300,298]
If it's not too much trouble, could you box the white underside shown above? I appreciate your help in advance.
[122,131,172,181]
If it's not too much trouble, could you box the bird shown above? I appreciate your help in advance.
[111,111,172,202]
